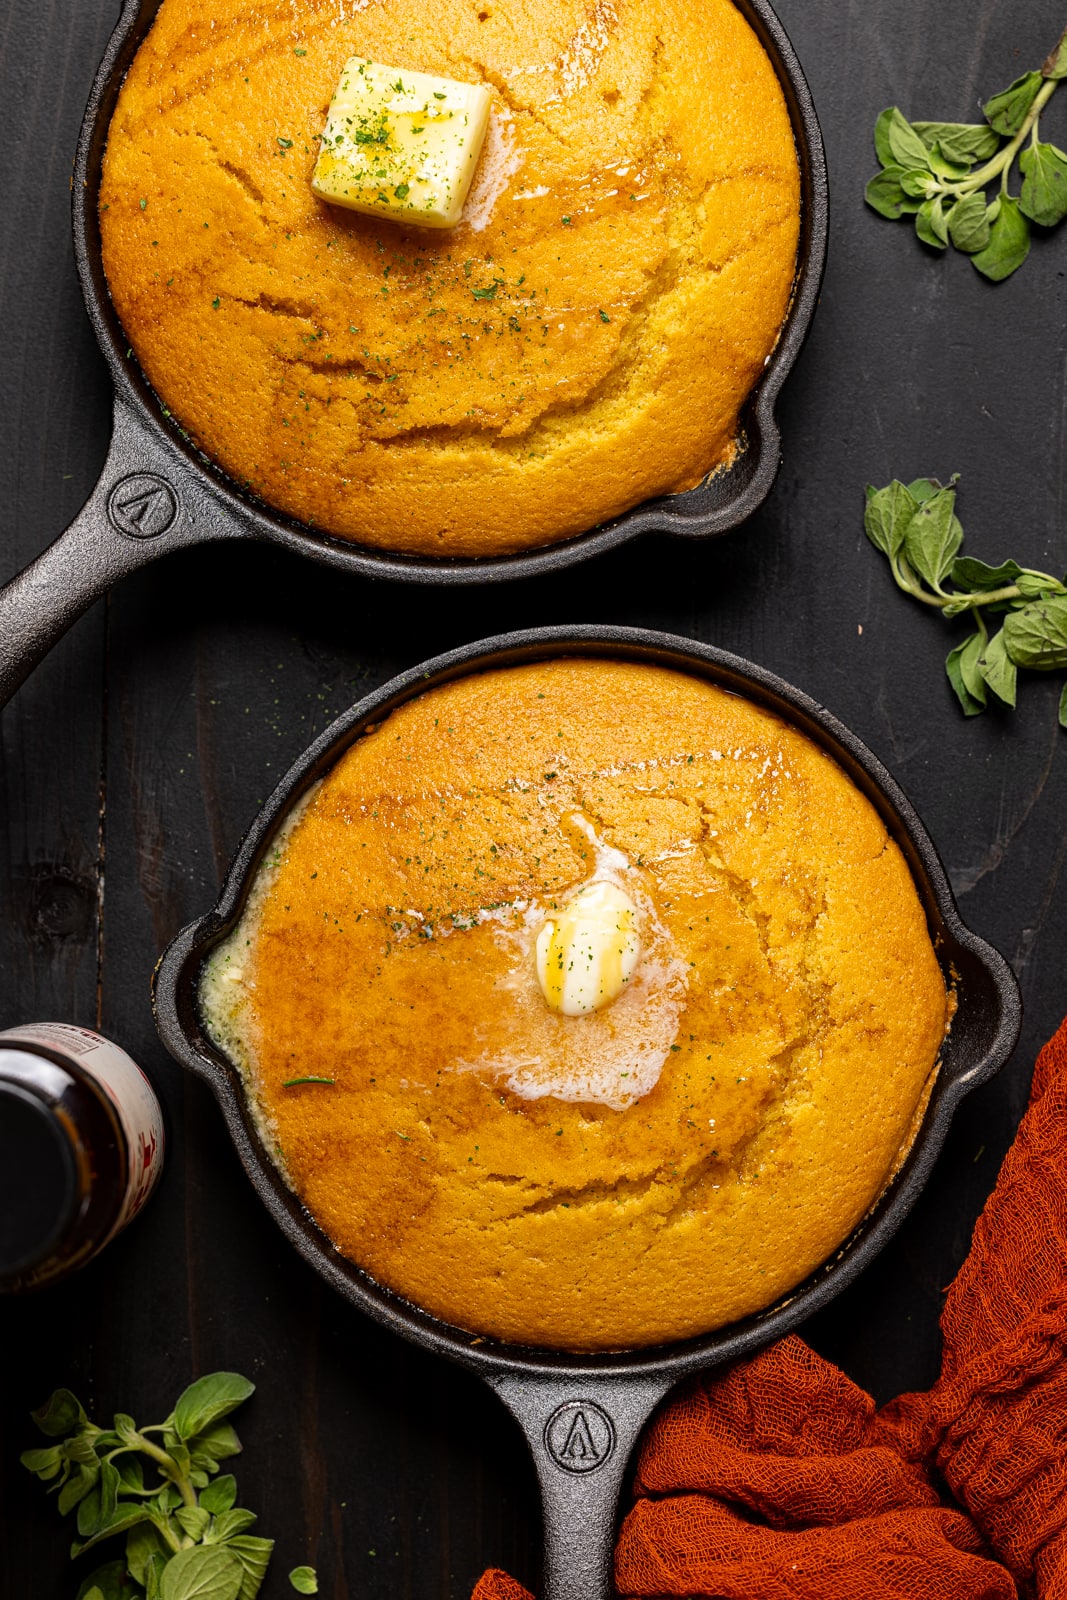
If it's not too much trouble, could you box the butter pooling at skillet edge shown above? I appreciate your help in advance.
[199,661,950,1352]
[98,0,800,558]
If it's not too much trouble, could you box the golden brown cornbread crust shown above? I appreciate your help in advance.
[201,662,950,1351]
[99,0,800,557]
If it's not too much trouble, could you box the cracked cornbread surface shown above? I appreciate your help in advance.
[200,661,949,1350]
[99,0,800,557]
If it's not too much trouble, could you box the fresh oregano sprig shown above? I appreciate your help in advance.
[866,27,1067,280]
[21,1374,317,1600]
[864,477,1067,724]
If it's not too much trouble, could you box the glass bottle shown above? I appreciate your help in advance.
[0,1022,164,1292]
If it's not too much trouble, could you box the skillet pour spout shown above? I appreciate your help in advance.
[0,0,826,706]
[153,627,1021,1600]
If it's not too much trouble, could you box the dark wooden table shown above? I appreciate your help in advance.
[3,1,1066,1594]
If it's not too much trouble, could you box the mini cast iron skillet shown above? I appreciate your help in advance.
[0,0,827,706]
[154,625,1021,1600]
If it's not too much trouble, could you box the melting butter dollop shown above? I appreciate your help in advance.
[535,878,641,1016]
[312,57,491,229]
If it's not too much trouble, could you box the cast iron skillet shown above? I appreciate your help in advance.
[154,625,1021,1600]
[0,0,827,706]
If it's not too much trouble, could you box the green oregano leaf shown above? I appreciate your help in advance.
[78,1480,104,1539]
[127,1523,169,1585]
[188,1422,243,1466]
[113,1415,139,1446]
[1019,140,1067,226]
[904,488,963,586]
[947,191,991,253]
[33,1390,89,1439]
[1004,596,1067,668]
[210,1508,259,1543]
[972,195,1031,281]
[289,1569,319,1594]
[1015,570,1067,598]
[864,481,917,557]
[865,166,909,220]
[900,167,936,199]
[58,1464,99,1517]
[200,1476,238,1516]
[1044,27,1067,79]
[983,71,1044,136]
[951,556,1023,590]
[916,196,949,248]
[976,630,1018,706]
[146,1552,168,1600]
[873,107,900,166]
[956,632,990,705]
[21,1444,64,1478]
[946,637,988,716]
[75,1561,142,1600]
[925,147,972,181]
[73,1503,153,1558]
[174,1376,255,1444]
[159,1546,243,1600]
[117,1457,146,1495]
[912,120,1001,163]
[176,1507,213,1543]
[884,107,934,169]
[227,1535,275,1600]
[1058,683,1067,727]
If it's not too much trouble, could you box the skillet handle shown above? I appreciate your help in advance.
[0,395,232,706]
[486,1372,671,1600]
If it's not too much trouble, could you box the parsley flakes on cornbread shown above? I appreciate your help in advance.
[99,0,801,557]
[200,661,951,1352]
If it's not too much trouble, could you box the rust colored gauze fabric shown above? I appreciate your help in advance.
[473,1018,1067,1600]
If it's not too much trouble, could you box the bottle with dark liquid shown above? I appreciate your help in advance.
[0,1022,164,1292]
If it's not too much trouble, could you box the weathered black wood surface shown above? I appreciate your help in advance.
[2,0,1066,1594]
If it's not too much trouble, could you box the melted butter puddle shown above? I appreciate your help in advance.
[463,109,522,232]
[456,813,687,1111]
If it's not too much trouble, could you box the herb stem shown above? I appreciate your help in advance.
[946,77,1057,198]
[154,1513,185,1555]
[131,1431,199,1508]
[956,583,1022,609]
[133,1434,175,1472]
[891,556,947,606]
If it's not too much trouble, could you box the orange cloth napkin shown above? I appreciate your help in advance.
[474,1017,1067,1600]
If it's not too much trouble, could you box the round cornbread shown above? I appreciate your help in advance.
[99,0,800,558]
[200,660,950,1351]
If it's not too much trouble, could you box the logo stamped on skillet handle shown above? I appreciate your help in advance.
[107,474,179,539]
[544,1400,616,1475]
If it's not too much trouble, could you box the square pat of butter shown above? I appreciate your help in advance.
[312,57,492,229]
